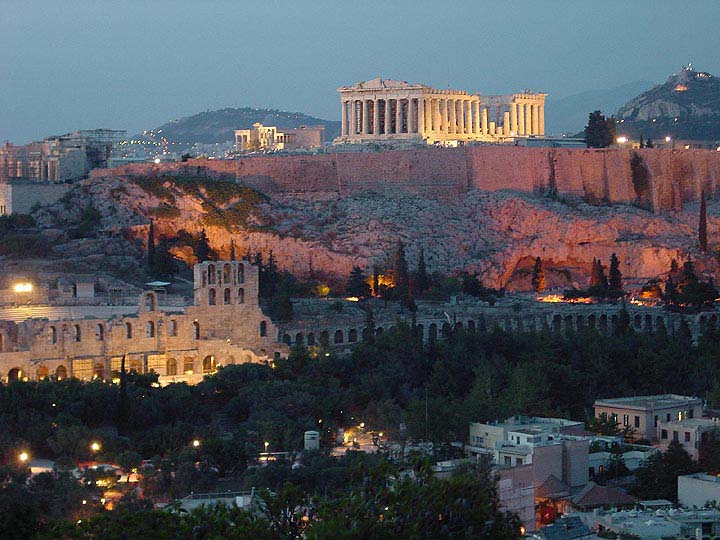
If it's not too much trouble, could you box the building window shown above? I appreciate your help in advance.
[654,415,659,427]
[96,324,104,341]
[208,288,216,306]
[125,322,132,339]
[515,458,523,466]
[237,264,244,284]
[49,326,57,344]
[661,429,668,439]
[260,321,267,337]
[192,321,200,340]
[673,431,679,442]
[684,432,691,443]
[623,414,629,427]
[634,416,640,428]
[504,456,511,466]
[183,357,194,375]
[238,288,244,304]
[166,358,177,376]
[145,321,155,338]
[74,324,81,342]
[689,409,694,419]
[168,320,177,337]
[666,413,671,422]
[223,288,231,305]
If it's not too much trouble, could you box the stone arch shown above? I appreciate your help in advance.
[552,314,562,332]
[146,321,155,338]
[238,288,245,304]
[320,330,330,346]
[237,263,245,283]
[243,354,252,363]
[656,316,666,332]
[576,315,584,330]
[55,365,68,380]
[283,333,292,346]
[295,333,304,345]
[144,292,157,312]
[611,314,618,333]
[125,322,133,339]
[96,323,104,341]
[222,263,232,284]
[202,355,216,374]
[644,314,653,332]
[260,320,267,337]
[208,264,216,285]
[478,316,487,332]
[416,324,424,340]
[599,314,608,332]
[633,314,642,329]
[307,332,316,346]
[334,329,344,344]
[208,288,217,306]
[166,357,178,376]
[193,321,200,340]
[455,321,463,331]
[362,327,371,341]
[129,358,142,373]
[588,314,596,329]
[515,318,524,332]
[224,288,231,305]
[441,322,452,338]
[467,320,476,331]
[93,363,105,380]
[375,327,384,336]
[49,326,57,344]
[8,367,23,382]
[183,357,195,375]
[564,315,573,332]
[37,365,49,380]
[74,324,81,342]
[429,323,438,342]
[348,328,357,343]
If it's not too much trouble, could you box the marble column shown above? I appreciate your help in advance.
[456,100,463,135]
[418,98,425,135]
[393,98,400,133]
[373,99,380,135]
[503,111,511,136]
[439,100,446,133]
[532,104,540,136]
[341,101,348,136]
[349,100,356,135]
[433,99,440,132]
[384,100,392,135]
[510,103,518,135]
[481,107,488,134]
[518,104,526,135]
[474,101,480,134]
[539,105,545,136]
[448,99,455,134]
[408,99,415,133]
[525,104,533,135]
[362,100,369,134]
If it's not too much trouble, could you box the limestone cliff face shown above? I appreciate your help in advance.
[39,168,719,291]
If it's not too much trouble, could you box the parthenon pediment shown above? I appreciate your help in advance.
[344,77,424,90]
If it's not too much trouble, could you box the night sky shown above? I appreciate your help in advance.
[2,0,719,142]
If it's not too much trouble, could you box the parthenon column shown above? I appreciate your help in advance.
[408,99,415,133]
[510,103,518,135]
[433,99,440,132]
[539,105,545,136]
[518,104,526,135]
[503,111,511,136]
[384,100,392,135]
[448,99,456,134]
[439,100,446,133]
[341,101,348,136]
[481,107,488,134]
[473,102,480,135]
[417,98,425,135]
[373,99,380,135]
[525,104,533,135]
[457,100,465,135]
[362,101,369,134]
[349,100,356,135]
[394,98,401,133]
[532,104,539,136]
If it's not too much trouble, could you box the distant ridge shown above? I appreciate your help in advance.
[136,107,340,146]
[616,65,720,140]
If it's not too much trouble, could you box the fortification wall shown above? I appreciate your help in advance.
[102,147,720,211]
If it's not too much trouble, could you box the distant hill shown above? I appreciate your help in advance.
[616,65,720,140]
[138,107,341,146]
[545,80,654,134]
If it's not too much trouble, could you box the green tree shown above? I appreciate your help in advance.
[608,253,624,296]
[346,266,371,298]
[589,259,608,292]
[147,220,156,270]
[195,229,212,262]
[151,237,177,278]
[229,239,236,261]
[416,248,430,294]
[393,240,410,300]
[633,440,698,502]
[584,110,616,148]
[531,256,546,293]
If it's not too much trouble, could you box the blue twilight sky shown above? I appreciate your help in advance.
[1,0,719,142]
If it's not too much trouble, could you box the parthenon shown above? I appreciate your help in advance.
[335,78,546,145]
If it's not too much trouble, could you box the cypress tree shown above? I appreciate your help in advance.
[531,256,546,293]
[195,229,211,262]
[393,240,410,298]
[608,253,623,294]
[416,248,430,294]
[699,192,708,253]
[372,265,380,297]
[147,220,156,270]
[229,239,236,261]
[346,266,371,298]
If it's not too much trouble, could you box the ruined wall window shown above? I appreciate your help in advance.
[74,324,81,342]
[193,321,200,340]
[55,365,67,380]
[37,365,49,380]
[208,288,216,306]
[168,320,177,337]
[224,288,231,305]
[223,264,231,284]
[208,264,216,284]
[334,330,344,344]
[125,322,133,339]
[49,326,57,345]
[183,357,194,375]
[146,321,155,338]
[238,288,245,304]
[0,333,4,352]
[96,324,104,341]
[202,355,216,374]
[145,293,156,311]
[260,321,267,337]
[237,264,245,284]
[166,358,177,376]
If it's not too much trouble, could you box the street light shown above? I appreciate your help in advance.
[192,439,201,448]
[13,283,33,293]
[90,441,101,453]
[18,451,29,463]
[264,441,269,453]
[616,136,628,144]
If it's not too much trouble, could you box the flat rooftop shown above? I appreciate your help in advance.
[594,394,702,410]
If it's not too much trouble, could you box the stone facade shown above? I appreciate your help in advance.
[234,123,325,153]
[0,180,70,216]
[0,261,287,385]
[335,78,546,145]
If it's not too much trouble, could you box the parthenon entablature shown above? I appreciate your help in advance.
[335,77,546,145]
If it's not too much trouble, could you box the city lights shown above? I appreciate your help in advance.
[13,283,33,293]
[616,136,628,144]
[18,451,29,463]
[90,441,101,453]
[192,439,201,448]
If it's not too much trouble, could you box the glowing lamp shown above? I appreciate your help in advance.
[13,283,32,293]
[616,136,628,144]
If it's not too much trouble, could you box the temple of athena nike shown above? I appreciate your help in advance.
[335,77,546,145]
